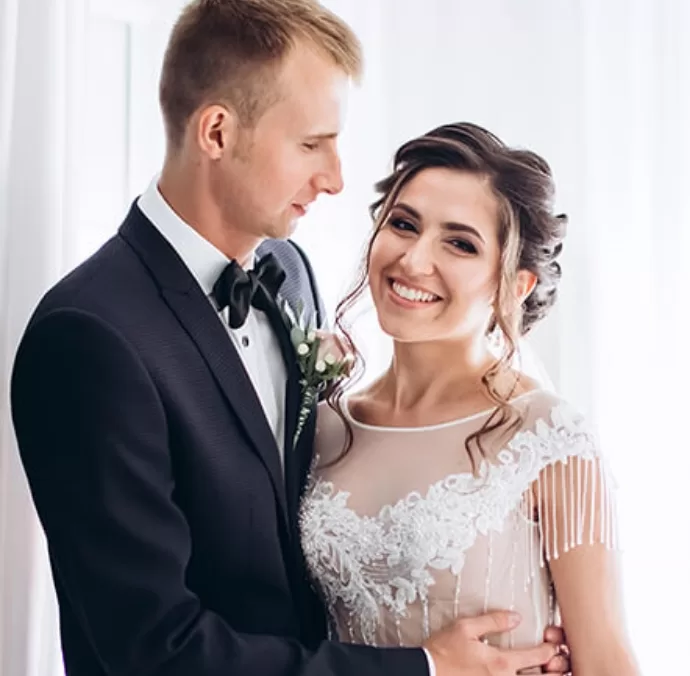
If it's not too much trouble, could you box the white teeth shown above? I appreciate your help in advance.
[391,281,437,303]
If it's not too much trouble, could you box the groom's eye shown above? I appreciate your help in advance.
[302,141,319,151]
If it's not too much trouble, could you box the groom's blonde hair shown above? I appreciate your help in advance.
[160,0,362,149]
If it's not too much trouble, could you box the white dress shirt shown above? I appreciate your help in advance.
[137,177,287,467]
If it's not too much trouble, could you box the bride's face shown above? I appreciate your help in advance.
[368,167,502,344]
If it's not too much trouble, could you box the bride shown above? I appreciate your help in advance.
[300,123,640,675]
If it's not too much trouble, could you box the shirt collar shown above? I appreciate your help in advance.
[137,176,254,296]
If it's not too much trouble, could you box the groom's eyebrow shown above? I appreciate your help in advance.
[394,202,485,243]
[305,132,339,141]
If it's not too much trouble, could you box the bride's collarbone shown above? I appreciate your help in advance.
[347,393,504,429]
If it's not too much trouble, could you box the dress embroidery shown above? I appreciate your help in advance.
[299,398,617,647]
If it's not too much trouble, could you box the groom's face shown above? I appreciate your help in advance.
[213,41,349,241]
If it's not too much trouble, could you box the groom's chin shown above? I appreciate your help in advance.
[285,218,300,238]
[265,217,298,241]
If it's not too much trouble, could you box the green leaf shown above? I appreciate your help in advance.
[290,325,306,347]
[306,336,321,380]
[294,299,305,329]
[283,300,297,326]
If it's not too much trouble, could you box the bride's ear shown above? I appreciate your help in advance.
[515,269,537,304]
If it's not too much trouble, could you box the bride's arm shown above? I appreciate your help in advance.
[534,459,641,676]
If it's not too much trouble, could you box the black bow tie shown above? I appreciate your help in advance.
[212,253,286,329]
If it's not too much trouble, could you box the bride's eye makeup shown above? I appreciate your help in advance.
[448,238,478,255]
[387,211,480,256]
[388,215,418,233]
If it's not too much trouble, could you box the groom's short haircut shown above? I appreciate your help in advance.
[160,0,362,149]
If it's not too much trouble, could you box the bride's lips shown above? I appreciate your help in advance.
[385,277,442,309]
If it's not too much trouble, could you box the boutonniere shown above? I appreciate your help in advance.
[283,300,351,447]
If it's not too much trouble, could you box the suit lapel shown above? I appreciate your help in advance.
[269,296,301,454]
[259,293,303,522]
[120,206,290,526]
[166,288,288,507]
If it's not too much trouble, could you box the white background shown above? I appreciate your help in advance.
[2,1,688,673]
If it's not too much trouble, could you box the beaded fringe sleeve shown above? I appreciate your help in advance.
[526,445,617,563]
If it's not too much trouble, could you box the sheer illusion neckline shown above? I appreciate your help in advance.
[342,389,544,433]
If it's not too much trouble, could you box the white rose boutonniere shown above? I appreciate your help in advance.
[284,300,352,447]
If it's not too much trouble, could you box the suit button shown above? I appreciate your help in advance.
[241,336,250,348]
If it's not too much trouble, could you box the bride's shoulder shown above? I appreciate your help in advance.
[316,398,348,429]
[513,387,588,424]
[513,386,562,415]
[511,388,601,459]
[314,388,380,467]
[314,398,352,464]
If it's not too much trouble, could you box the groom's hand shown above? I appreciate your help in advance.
[423,611,559,676]
[314,330,355,379]
[542,625,570,674]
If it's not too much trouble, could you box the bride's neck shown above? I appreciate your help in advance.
[375,338,497,412]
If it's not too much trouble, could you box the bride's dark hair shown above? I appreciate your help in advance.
[327,122,567,469]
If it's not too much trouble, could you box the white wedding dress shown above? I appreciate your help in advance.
[299,389,617,649]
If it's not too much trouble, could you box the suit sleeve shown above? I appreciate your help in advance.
[11,308,427,676]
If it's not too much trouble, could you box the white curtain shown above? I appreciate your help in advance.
[0,0,89,674]
[2,1,688,674]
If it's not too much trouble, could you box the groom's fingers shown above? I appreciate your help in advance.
[541,625,570,673]
[543,625,566,646]
[455,610,521,638]
[315,331,354,370]
[503,642,559,672]
[541,653,571,673]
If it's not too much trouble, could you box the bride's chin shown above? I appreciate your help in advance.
[377,316,426,343]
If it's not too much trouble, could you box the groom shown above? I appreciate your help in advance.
[11,1,570,675]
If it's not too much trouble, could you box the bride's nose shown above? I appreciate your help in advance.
[398,236,435,277]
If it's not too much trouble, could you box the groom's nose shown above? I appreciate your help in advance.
[314,149,344,196]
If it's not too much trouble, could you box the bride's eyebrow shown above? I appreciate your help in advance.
[442,222,485,243]
[391,202,422,219]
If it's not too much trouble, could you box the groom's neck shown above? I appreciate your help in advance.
[157,161,261,266]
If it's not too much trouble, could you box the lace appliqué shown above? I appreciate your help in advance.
[299,401,606,645]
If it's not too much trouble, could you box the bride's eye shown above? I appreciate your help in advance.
[449,238,478,255]
[389,217,417,233]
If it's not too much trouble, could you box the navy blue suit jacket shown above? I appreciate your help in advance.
[10,204,427,676]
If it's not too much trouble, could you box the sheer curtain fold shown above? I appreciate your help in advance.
[1,0,88,674]
[576,1,690,661]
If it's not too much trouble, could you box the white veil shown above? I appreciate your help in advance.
[515,339,556,391]
[487,329,556,392]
